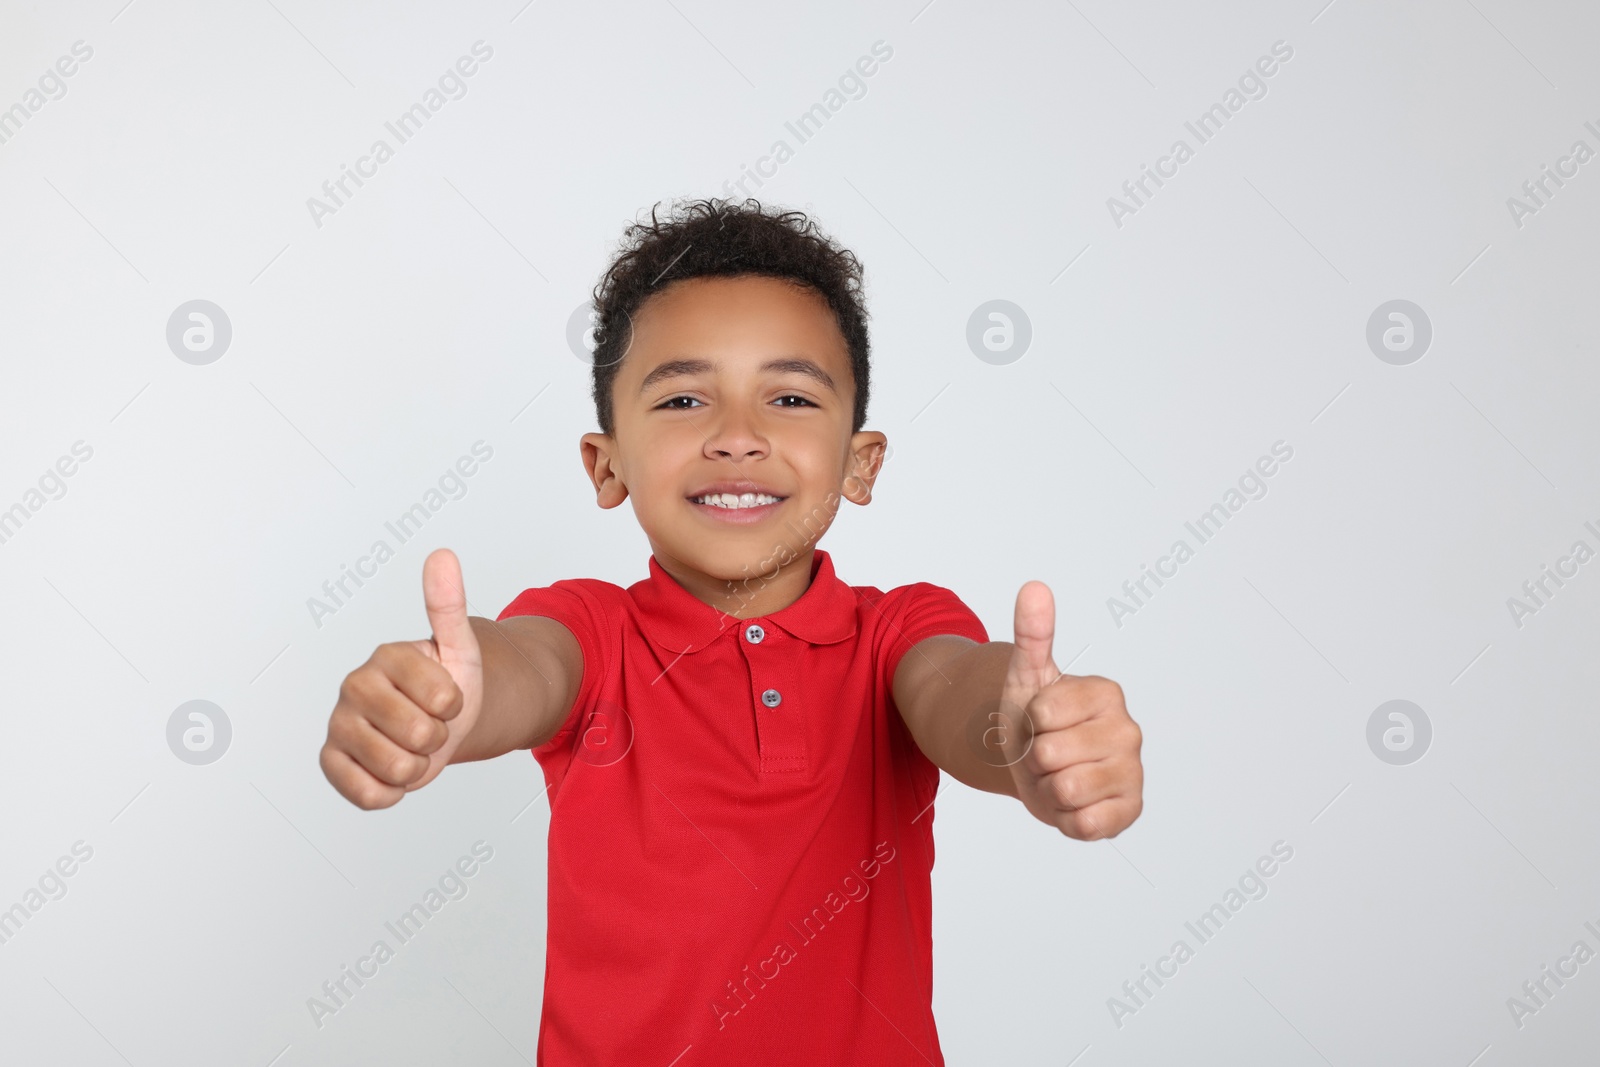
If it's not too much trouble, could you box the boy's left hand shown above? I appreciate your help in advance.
[999,581,1144,840]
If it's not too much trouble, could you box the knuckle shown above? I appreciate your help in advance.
[1121,757,1143,792]
[372,642,415,675]
[386,748,424,785]
[341,668,377,706]
[1091,676,1124,703]
[1058,812,1092,839]
[354,781,391,810]
[1050,771,1081,810]
[406,716,441,753]
[430,682,459,716]
[1021,735,1052,775]
[328,760,378,810]
[327,709,357,747]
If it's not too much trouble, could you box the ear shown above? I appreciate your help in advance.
[580,432,629,509]
[840,431,888,505]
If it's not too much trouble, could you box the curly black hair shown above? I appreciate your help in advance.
[587,197,871,436]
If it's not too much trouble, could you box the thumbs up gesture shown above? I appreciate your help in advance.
[999,581,1143,839]
[320,549,486,809]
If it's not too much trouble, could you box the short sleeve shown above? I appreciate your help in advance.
[497,579,612,759]
[877,582,990,700]
[874,581,989,829]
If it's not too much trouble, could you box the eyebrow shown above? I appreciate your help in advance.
[637,357,837,395]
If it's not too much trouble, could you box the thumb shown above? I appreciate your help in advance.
[422,548,480,672]
[1002,580,1059,710]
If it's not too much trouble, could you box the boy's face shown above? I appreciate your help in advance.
[581,274,886,591]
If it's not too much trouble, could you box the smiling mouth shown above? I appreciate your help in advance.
[689,492,785,510]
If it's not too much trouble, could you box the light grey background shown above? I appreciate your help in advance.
[1,0,1596,1063]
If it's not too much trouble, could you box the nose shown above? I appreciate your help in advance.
[702,404,769,462]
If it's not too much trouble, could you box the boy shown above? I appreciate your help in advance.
[320,198,1143,1064]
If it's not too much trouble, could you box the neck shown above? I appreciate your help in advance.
[653,548,818,620]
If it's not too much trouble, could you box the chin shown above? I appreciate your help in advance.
[695,544,782,582]
[673,534,798,581]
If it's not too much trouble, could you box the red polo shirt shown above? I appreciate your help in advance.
[497,549,989,1065]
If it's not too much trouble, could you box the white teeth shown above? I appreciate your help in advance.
[693,492,780,509]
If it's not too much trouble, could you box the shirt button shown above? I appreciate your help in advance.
[745,623,765,644]
[761,688,782,708]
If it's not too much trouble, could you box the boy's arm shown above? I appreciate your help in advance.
[892,581,1143,840]
[450,614,583,761]
[320,549,582,810]
[893,635,1021,798]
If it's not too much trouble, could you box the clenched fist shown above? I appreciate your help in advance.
[320,548,485,809]
[1000,581,1144,840]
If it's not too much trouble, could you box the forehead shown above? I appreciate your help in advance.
[623,275,848,371]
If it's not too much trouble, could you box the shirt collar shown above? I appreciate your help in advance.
[630,549,859,655]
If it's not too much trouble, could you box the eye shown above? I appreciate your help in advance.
[773,395,816,408]
[657,396,703,410]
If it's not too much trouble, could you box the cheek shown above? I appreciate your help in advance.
[623,424,699,495]
[776,427,848,478]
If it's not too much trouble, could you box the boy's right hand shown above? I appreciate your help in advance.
[320,548,485,810]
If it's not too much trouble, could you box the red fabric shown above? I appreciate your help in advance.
[497,549,989,1065]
